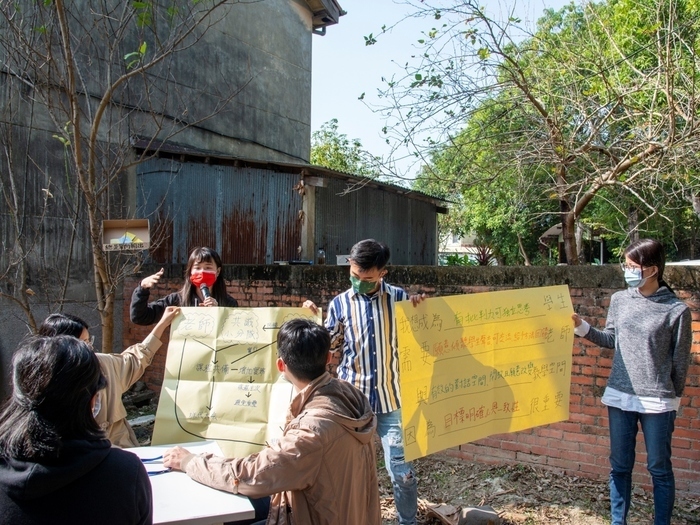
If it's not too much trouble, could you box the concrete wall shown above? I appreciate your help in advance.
[0,0,315,163]
[122,264,700,498]
[0,299,121,401]
[132,0,315,162]
[0,0,319,397]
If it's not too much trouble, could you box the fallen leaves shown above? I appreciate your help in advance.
[378,452,700,525]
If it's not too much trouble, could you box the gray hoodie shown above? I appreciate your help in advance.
[584,286,692,398]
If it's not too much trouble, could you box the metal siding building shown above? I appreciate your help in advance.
[137,158,303,264]
[316,177,437,265]
[135,150,444,266]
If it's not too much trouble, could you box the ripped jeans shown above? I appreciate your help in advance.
[377,409,417,525]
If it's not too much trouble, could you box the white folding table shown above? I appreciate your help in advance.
[127,441,255,525]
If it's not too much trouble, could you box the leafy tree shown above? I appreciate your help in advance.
[310,118,380,178]
[377,0,700,263]
[413,96,555,265]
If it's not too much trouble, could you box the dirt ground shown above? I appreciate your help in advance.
[128,396,699,525]
[377,452,700,525]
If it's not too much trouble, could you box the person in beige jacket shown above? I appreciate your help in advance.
[164,318,381,525]
[37,306,180,448]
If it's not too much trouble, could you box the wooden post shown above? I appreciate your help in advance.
[300,179,315,261]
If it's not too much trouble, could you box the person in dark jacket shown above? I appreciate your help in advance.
[131,246,238,325]
[0,335,152,525]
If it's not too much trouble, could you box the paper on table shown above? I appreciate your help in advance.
[126,441,255,525]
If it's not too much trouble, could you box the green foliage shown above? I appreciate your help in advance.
[398,0,700,262]
[413,95,554,265]
[124,42,147,69]
[132,1,153,27]
[310,119,380,178]
[442,253,476,266]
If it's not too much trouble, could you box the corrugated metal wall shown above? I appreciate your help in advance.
[137,159,303,264]
[315,178,437,265]
[137,158,438,265]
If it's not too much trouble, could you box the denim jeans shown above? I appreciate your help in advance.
[607,406,676,525]
[377,410,418,525]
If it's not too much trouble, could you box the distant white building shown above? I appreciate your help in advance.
[439,233,491,265]
[441,233,476,253]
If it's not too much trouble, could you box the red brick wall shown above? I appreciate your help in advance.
[121,264,700,497]
[442,283,700,499]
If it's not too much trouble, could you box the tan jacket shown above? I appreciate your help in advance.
[182,372,381,525]
[95,334,162,448]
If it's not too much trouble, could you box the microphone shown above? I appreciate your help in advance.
[199,283,211,300]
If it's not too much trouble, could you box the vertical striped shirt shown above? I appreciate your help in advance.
[325,280,408,414]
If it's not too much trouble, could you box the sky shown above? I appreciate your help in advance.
[310,0,572,178]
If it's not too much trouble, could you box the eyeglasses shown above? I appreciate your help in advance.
[81,335,96,349]
[620,263,643,272]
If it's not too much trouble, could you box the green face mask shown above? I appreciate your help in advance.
[350,275,377,295]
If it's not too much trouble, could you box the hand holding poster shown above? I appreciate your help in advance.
[396,285,574,461]
[152,307,321,457]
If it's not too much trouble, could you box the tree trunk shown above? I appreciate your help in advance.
[517,234,531,266]
[555,163,578,265]
[561,212,578,265]
[101,293,114,354]
[575,223,587,264]
[628,208,639,242]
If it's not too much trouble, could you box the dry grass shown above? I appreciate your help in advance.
[377,452,700,525]
[128,396,699,525]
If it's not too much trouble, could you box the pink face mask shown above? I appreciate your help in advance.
[189,270,217,288]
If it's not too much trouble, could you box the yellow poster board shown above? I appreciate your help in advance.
[152,307,321,457]
[397,285,574,461]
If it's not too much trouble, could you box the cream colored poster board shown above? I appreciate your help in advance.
[152,307,321,457]
[397,285,574,461]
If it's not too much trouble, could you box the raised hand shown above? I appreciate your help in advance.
[140,268,164,289]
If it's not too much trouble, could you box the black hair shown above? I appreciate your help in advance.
[179,246,227,306]
[623,238,670,289]
[276,319,330,382]
[38,313,88,338]
[0,336,107,460]
[348,239,391,271]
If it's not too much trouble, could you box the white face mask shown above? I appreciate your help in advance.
[623,264,657,288]
[92,392,102,418]
[623,267,645,288]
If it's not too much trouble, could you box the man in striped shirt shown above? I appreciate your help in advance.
[304,239,424,525]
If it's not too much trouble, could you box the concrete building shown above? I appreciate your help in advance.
[0,0,346,396]
[0,0,445,397]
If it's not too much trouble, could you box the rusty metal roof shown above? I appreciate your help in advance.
[131,137,448,212]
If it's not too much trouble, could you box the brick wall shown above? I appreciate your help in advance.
[121,264,700,497]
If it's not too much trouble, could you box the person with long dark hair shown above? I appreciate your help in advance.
[572,238,692,525]
[0,336,152,524]
[38,307,180,448]
[130,246,238,326]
